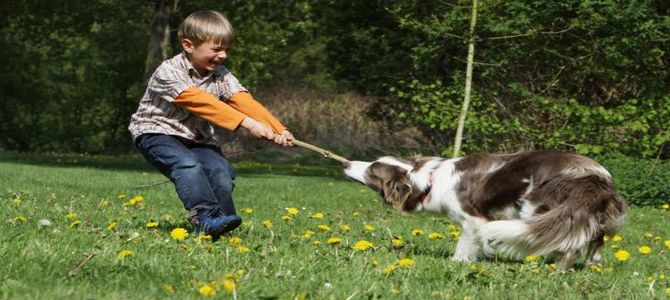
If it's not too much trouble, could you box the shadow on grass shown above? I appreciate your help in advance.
[0,151,347,180]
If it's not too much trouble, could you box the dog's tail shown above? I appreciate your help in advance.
[480,176,628,258]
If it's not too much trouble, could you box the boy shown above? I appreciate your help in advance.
[128,10,294,238]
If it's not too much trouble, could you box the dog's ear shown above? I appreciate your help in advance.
[382,174,413,210]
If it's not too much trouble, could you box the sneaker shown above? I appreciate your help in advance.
[196,211,242,237]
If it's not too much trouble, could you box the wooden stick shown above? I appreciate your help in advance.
[292,139,349,163]
[67,253,96,277]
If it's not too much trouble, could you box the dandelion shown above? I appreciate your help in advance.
[303,230,315,239]
[170,228,189,241]
[428,233,444,239]
[450,231,461,239]
[364,224,375,232]
[340,224,351,232]
[116,249,134,260]
[382,265,396,275]
[327,237,342,245]
[162,284,176,294]
[242,208,253,214]
[222,279,235,295]
[666,288,670,296]
[287,207,299,215]
[662,203,669,210]
[352,212,360,217]
[12,216,27,223]
[229,237,242,245]
[117,194,126,199]
[66,212,77,219]
[397,258,415,268]
[99,199,110,207]
[392,238,404,248]
[614,250,630,261]
[69,220,81,228]
[317,225,332,232]
[261,220,273,228]
[411,229,423,236]
[195,234,212,242]
[312,240,321,246]
[611,235,622,242]
[352,240,374,251]
[644,232,653,238]
[199,284,216,296]
[310,212,324,219]
[665,240,670,248]
[107,222,118,231]
[282,215,293,221]
[638,246,652,255]
[146,221,159,229]
[524,255,541,263]
[12,198,21,206]
[236,246,251,253]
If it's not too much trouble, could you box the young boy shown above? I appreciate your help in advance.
[128,10,294,238]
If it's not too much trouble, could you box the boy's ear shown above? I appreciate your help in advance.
[181,38,195,53]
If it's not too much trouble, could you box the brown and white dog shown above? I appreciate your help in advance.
[343,151,627,270]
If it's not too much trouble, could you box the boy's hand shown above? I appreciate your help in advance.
[273,130,294,147]
[241,117,274,140]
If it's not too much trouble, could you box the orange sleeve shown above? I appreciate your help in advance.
[174,87,247,131]
[228,92,288,133]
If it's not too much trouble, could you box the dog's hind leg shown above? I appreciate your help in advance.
[556,250,581,271]
[452,220,484,262]
[585,234,605,266]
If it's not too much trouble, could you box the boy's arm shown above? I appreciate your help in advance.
[227,92,288,134]
[174,87,274,139]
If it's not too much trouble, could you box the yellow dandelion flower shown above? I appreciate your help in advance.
[66,212,77,219]
[666,288,670,296]
[397,258,415,268]
[303,230,315,239]
[12,198,22,206]
[382,265,396,275]
[659,273,666,281]
[170,228,189,241]
[352,240,374,251]
[312,240,321,246]
[195,234,212,242]
[317,225,331,231]
[392,238,404,248]
[107,222,118,231]
[229,237,242,245]
[524,255,541,263]
[662,203,669,210]
[116,249,134,260]
[261,220,273,228]
[236,246,251,253]
[310,212,324,219]
[364,224,375,232]
[12,216,27,223]
[99,199,110,207]
[450,231,461,239]
[117,194,126,199]
[352,212,360,217]
[69,220,81,228]
[222,279,235,295]
[327,237,342,245]
[644,232,653,238]
[282,215,293,221]
[411,229,423,236]
[611,235,622,242]
[287,207,299,215]
[428,233,444,239]
[603,235,610,242]
[146,221,159,229]
[162,284,175,293]
[199,284,216,296]
[639,246,652,254]
[242,208,253,214]
[614,250,630,261]
[664,240,670,248]
[611,244,620,249]
[340,224,351,232]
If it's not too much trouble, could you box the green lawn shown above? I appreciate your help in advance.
[1,153,669,299]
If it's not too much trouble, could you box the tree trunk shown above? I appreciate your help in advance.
[144,0,178,81]
[453,0,478,158]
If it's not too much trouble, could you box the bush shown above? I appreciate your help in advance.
[597,153,670,207]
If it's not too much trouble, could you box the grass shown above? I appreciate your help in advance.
[1,152,669,299]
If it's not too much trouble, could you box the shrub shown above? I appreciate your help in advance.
[597,153,670,207]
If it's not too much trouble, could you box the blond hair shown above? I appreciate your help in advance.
[178,10,234,47]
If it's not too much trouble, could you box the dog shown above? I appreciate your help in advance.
[343,150,627,270]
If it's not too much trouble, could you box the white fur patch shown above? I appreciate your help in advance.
[343,161,371,184]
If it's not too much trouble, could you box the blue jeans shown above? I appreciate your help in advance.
[135,134,237,220]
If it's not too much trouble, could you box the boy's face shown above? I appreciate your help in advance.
[182,39,228,76]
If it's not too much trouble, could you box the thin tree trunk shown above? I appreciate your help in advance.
[144,0,178,81]
[453,0,478,158]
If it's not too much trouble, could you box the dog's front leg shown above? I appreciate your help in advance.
[451,221,483,262]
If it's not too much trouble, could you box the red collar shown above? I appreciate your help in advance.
[418,171,435,202]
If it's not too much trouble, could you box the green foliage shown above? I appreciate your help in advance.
[598,153,670,206]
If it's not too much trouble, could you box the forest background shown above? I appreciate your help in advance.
[1,0,668,159]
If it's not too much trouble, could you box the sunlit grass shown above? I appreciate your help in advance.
[1,154,669,299]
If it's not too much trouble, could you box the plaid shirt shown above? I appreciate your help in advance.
[128,52,247,146]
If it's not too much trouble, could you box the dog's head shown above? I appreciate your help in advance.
[344,157,423,212]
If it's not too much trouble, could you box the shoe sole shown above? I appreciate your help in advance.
[209,218,242,237]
